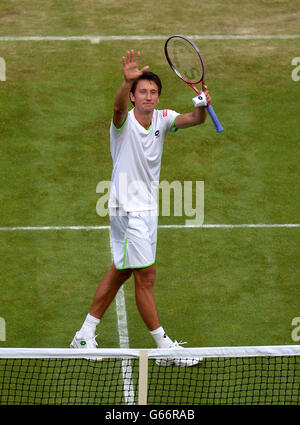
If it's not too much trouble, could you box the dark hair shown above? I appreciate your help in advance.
[130,71,162,106]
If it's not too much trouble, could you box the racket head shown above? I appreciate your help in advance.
[164,35,205,85]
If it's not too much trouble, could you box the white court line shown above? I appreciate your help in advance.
[0,35,299,43]
[160,223,300,228]
[0,224,299,231]
[109,230,135,405]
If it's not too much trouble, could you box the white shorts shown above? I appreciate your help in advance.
[109,208,158,269]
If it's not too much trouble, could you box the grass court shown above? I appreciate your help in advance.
[0,0,299,356]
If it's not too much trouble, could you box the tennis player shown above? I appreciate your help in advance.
[71,50,210,366]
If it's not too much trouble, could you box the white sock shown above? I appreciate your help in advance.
[150,326,173,348]
[78,313,100,337]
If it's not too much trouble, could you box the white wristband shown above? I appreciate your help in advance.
[192,92,207,107]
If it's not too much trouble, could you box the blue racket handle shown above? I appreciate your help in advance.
[207,104,224,132]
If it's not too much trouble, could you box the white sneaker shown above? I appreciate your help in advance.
[70,331,102,361]
[155,340,203,367]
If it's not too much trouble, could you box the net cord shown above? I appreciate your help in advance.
[0,345,299,359]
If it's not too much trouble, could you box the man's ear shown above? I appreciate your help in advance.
[129,92,135,103]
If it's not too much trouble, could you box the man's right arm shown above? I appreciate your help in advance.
[113,80,133,129]
[113,50,149,129]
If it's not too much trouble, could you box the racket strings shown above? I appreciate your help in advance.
[166,38,203,84]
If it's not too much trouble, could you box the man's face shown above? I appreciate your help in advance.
[130,79,160,113]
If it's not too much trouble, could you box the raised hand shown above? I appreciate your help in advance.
[122,50,149,83]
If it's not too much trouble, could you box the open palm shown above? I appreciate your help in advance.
[122,50,149,82]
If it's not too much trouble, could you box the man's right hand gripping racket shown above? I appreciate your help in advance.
[164,35,224,133]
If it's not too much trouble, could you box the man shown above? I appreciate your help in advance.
[71,50,210,366]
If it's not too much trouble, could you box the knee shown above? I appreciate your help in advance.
[134,268,156,289]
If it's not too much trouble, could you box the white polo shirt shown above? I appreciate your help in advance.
[108,108,179,212]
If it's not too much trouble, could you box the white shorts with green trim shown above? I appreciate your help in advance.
[109,208,158,269]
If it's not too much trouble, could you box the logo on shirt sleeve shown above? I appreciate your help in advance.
[163,109,168,117]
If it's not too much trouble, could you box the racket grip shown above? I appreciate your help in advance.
[206,104,224,132]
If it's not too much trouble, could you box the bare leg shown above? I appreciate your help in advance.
[89,263,132,319]
[133,264,160,331]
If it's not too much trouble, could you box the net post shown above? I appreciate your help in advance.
[138,349,148,405]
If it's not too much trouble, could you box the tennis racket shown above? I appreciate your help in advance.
[164,35,224,133]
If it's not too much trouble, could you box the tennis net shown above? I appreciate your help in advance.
[0,345,299,405]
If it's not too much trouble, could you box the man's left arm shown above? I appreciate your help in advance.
[174,87,211,129]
